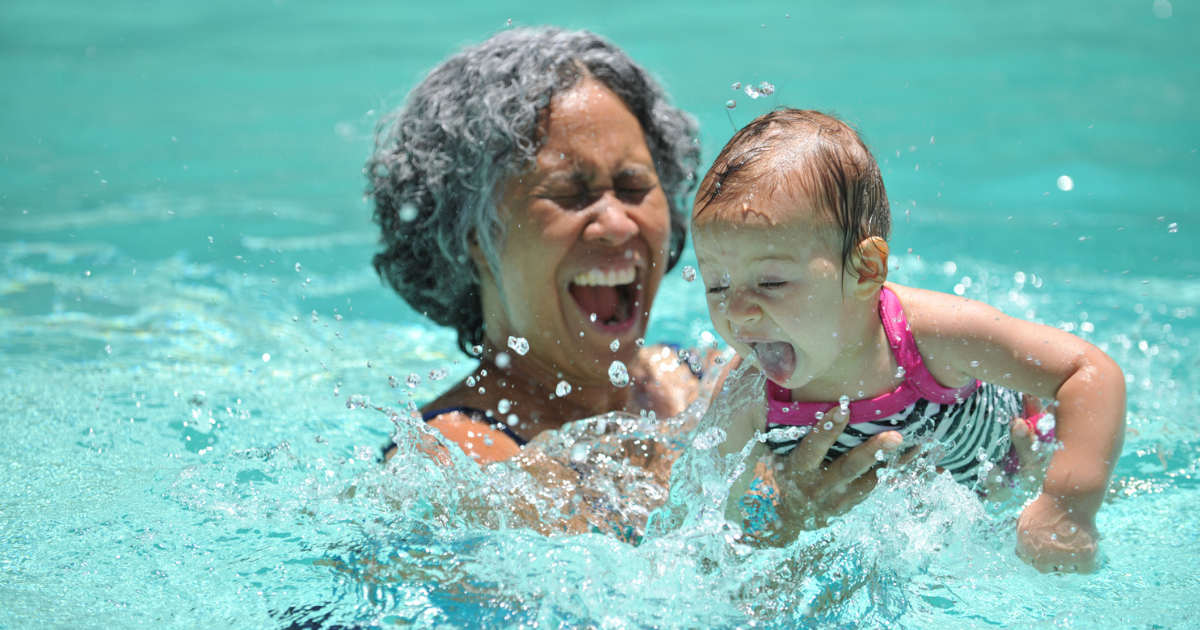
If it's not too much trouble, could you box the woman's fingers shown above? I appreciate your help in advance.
[788,406,850,472]
[821,430,903,488]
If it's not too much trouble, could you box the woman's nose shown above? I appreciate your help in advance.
[582,194,638,246]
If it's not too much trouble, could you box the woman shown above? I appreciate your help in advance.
[366,27,988,524]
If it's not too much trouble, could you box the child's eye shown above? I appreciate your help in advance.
[758,281,787,289]
[706,286,727,295]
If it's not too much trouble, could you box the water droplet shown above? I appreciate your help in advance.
[814,411,825,420]
[334,314,343,321]
[471,345,483,357]
[262,353,270,362]
[1152,0,1172,18]
[399,203,419,222]
[388,375,398,388]
[757,81,774,95]
[506,414,519,426]
[726,100,737,109]
[838,395,851,412]
[429,368,448,381]
[507,336,529,355]
[207,236,213,243]
[895,366,906,378]
[556,380,572,396]
[875,449,885,461]
[681,265,697,282]
[731,82,741,90]
[969,360,980,367]
[495,352,511,368]
[976,447,989,462]
[406,373,421,388]
[744,84,760,99]
[635,338,644,348]
[608,360,630,387]
[105,345,112,354]
[570,443,589,462]
[823,421,833,431]
[466,376,476,387]
[713,355,727,367]
[498,399,511,414]
[1056,175,1074,191]
[610,339,620,352]
[1168,222,1178,233]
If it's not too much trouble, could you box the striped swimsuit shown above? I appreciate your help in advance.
[764,286,1023,483]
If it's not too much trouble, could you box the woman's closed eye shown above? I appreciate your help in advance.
[758,281,787,289]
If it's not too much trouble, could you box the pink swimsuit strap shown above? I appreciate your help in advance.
[766,286,980,426]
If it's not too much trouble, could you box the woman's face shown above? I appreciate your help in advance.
[481,77,671,385]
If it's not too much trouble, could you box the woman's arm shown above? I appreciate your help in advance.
[898,285,1126,573]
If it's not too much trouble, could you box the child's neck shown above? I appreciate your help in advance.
[790,292,900,403]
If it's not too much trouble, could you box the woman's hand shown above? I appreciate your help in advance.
[771,406,904,534]
[1016,493,1100,573]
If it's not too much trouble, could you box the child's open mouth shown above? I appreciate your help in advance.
[752,341,797,384]
[569,266,640,332]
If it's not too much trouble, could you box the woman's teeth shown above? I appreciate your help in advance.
[571,267,636,287]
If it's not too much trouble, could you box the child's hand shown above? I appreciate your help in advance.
[1015,493,1100,573]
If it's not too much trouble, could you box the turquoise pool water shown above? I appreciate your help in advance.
[2,1,1197,628]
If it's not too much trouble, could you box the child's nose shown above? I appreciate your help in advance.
[725,288,762,326]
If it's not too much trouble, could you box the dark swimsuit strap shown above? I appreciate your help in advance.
[419,405,530,447]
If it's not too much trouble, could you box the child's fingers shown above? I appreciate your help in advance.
[1010,416,1039,468]
[788,406,850,473]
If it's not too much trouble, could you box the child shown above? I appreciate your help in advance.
[693,109,1125,573]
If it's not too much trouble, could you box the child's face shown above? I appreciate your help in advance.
[693,206,850,389]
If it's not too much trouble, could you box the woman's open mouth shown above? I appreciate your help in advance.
[568,266,640,333]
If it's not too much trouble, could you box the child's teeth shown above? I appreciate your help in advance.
[572,267,636,286]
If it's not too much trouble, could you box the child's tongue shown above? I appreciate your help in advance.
[754,342,797,384]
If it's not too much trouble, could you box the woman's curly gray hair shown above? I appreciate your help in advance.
[366,27,700,355]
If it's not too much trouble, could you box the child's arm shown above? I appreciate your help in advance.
[895,284,1126,573]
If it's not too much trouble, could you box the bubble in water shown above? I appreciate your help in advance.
[507,336,529,355]
[1168,222,1178,233]
[1056,175,1074,191]
[406,373,421,388]
[429,368,448,381]
[681,265,697,282]
[610,339,620,352]
[758,81,774,95]
[294,263,301,272]
[608,360,630,387]
[726,100,737,109]
[895,366,906,378]
[399,203,419,222]
[497,399,511,414]
[731,82,741,90]
[555,380,572,396]
[388,375,399,388]
[495,352,511,368]
[471,345,483,357]
[570,443,590,462]
[839,395,851,412]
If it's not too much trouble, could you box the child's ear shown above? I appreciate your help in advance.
[848,237,889,300]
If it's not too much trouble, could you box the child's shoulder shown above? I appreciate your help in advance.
[885,282,1005,332]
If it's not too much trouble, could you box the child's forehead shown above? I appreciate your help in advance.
[692,214,830,259]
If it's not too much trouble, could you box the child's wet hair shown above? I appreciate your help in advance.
[694,109,891,273]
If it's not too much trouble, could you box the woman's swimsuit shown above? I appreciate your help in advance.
[763,286,1023,483]
[419,406,529,447]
